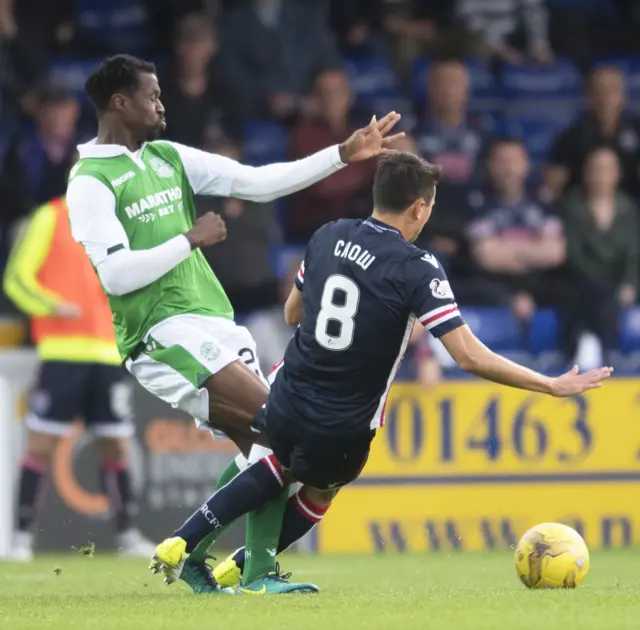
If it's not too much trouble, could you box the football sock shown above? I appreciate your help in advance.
[98,460,136,533]
[233,487,329,574]
[216,458,243,488]
[280,487,329,550]
[16,455,47,532]
[188,457,244,563]
[175,454,284,553]
[241,486,289,584]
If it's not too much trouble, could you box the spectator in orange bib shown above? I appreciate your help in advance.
[3,195,155,561]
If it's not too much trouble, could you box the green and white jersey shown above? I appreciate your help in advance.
[67,139,344,360]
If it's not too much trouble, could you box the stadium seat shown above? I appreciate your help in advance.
[529,309,561,354]
[243,121,287,166]
[506,110,576,166]
[270,245,305,279]
[619,307,640,352]
[462,307,523,352]
[476,111,508,137]
[365,96,416,128]
[412,57,503,113]
[501,58,584,116]
[344,57,400,106]
[47,58,102,105]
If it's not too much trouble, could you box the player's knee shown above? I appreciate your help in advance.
[97,437,129,461]
[26,431,59,461]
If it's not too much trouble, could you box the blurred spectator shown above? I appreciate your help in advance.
[146,0,212,55]
[0,0,54,134]
[414,60,493,265]
[0,84,79,230]
[199,140,283,320]
[160,13,241,147]
[287,68,375,242]
[66,0,153,56]
[3,194,155,561]
[220,0,340,122]
[416,60,493,189]
[563,147,639,368]
[467,139,566,320]
[383,0,456,81]
[328,0,384,58]
[455,0,553,64]
[544,66,640,201]
[56,0,207,58]
[328,1,452,71]
[243,256,301,376]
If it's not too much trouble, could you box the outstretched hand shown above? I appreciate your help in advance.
[338,112,405,163]
[549,365,613,397]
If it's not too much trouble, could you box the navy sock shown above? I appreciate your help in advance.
[98,460,137,533]
[176,455,284,553]
[233,487,329,572]
[16,456,47,532]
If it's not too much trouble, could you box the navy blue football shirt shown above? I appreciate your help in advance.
[269,217,465,435]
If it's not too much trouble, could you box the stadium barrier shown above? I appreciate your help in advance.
[0,350,247,556]
[318,382,640,553]
[1,352,638,555]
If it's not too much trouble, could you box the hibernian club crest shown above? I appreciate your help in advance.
[149,156,175,178]
[200,342,221,362]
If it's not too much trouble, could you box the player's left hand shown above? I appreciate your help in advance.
[549,365,614,397]
[338,112,405,163]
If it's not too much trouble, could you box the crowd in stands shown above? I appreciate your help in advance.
[4,0,640,377]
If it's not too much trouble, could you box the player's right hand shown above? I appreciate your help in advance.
[55,303,82,318]
[185,212,227,249]
[549,365,614,397]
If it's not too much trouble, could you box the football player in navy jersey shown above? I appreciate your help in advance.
[152,151,613,593]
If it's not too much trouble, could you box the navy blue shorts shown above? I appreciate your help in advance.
[263,400,375,490]
[27,362,134,438]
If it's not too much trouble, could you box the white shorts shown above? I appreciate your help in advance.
[125,314,266,432]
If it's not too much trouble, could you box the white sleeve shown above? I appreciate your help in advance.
[67,175,129,266]
[67,175,192,296]
[169,141,346,203]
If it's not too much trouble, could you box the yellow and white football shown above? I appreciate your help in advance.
[515,522,590,589]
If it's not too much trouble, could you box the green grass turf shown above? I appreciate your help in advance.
[0,549,638,630]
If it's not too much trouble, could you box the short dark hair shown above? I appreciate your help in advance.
[175,13,216,42]
[85,55,157,112]
[490,137,528,155]
[35,82,76,107]
[373,152,442,213]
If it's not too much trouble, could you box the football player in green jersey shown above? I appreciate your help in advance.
[67,54,403,594]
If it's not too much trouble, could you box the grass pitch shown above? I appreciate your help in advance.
[1,549,638,630]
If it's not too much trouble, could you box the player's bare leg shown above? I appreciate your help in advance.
[203,359,270,446]
[153,358,332,593]
[96,436,155,557]
[152,360,283,590]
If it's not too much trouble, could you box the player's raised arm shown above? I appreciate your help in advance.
[169,113,405,203]
[406,254,612,397]
[438,325,612,397]
[67,175,227,296]
[377,151,615,399]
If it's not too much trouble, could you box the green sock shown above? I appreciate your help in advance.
[188,458,242,562]
[241,486,289,585]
